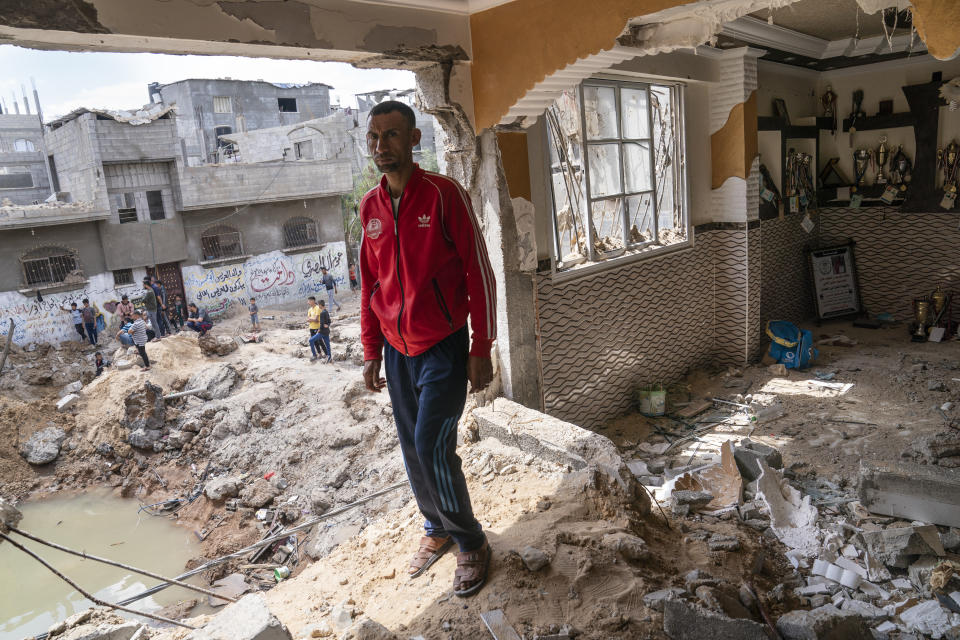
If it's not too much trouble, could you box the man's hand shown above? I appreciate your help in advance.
[363,359,386,393]
[467,356,493,393]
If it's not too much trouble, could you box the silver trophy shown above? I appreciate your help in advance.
[853,148,873,189]
[876,136,889,184]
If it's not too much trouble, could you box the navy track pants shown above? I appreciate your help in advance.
[384,326,485,552]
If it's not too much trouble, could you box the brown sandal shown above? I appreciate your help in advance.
[409,535,453,578]
[453,541,490,597]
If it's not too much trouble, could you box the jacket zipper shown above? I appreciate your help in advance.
[392,198,409,355]
[432,278,454,330]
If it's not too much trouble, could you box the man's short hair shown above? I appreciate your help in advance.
[82,298,89,304]
[121,295,129,301]
[318,300,326,307]
[308,296,316,302]
[70,302,77,307]
[369,100,416,130]
[133,310,142,316]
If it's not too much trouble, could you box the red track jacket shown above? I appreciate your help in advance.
[359,167,496,361]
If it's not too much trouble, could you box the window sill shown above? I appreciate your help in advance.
[19,279,89,295]
[199,254,250,268]
[549,239,693,284]
[282,243,324,255]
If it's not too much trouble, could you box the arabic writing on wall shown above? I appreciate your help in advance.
[0,272,143,345]
[182,243,347,318]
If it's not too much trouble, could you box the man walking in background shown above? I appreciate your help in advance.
[360,100,496,598]
[141,279,161,341]
[127,310,151,371]
[308,299,332,363]
[321,267,342,312]
[80,298,97,346]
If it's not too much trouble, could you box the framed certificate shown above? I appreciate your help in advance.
[807,243,862,319]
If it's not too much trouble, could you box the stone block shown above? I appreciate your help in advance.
[19,426,66,465]
[662,599,769,639]
[57,393,79,412]
[61,380,83,396]
[187,593,292,640]
[858,460,960,528]
[205,475,242,501]
[861,525,945,569]
[673,490,715,507]
[520,546,549,571]
[775,604,872,640]
[734,438,783,481]
[643,587,686,612]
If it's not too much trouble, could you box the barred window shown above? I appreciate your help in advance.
[22,247,80,287]
[283,217,318,248]
[201,225,243,260]
[14,139,36,152]
[113,268,134,286]
[213,96,232,113]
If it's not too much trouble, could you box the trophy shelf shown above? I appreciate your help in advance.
[840,112,915,133]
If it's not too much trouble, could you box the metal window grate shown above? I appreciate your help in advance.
[113,268,134,286]
[22,248,79,287]
[201,226,243,260]
[283,217,318,248]
[213,96,232,114]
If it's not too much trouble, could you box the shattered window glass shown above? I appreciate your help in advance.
[546,78,687,272]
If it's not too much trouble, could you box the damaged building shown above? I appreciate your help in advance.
[2,0,960,638]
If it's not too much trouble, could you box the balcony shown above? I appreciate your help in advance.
[0,201,110,229]
[178,159,352,211]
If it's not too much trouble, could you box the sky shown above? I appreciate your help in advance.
[0,45,417,121]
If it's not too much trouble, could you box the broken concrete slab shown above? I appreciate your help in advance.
[775,604,872,640]
[205,475,243,501]
[19,426,66,465]
[756,461,820,556]
[734,438,783,482]
[56,393,79,412]
[643,587,686,612]
[519,546,549,571]
[672,490,714,507]
[208,572,251,607]
[898,599,959,638]
[187,593,291,640]
[662,598,769,640]
[858,460,960,528]
[861,525,945,569]
[60,380,83,396]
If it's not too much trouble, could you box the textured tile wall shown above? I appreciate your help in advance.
[535,239,715,428]
[710,227,750,366]
[819,206,960,320]
[759,213,817,330]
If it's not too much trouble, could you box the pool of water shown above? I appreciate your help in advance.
[0,490,203,640]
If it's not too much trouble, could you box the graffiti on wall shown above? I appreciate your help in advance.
[181,242,348,318]
[0,272,143,345]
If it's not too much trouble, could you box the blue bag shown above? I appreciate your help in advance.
[766,320,817,370]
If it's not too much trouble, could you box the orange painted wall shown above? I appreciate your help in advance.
[912,0,960,60]
[469,0,696,131]
[711,91,758,189]
[495,132,532,201]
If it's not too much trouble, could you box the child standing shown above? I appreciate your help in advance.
[61,302,85,341]
[248,297,260,331]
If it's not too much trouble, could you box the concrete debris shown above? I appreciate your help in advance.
[123,382,166,432]
[734,438,783,482]
[60,380,83,396]
[240,478,281,509]
[115,359,134,370]
[520,546,550,571]
[0,496,22,535]
[861,525,945,568]
[858,460,960,528]
[600,532,650,561]
[908,555,940,594]
[298,622,332,638]
[755,461,820,556]
[187,363,239,400]
[626,459,649,476]
[339,617,398,640]
[205,475,243,501]
[662,598,769,640]
[329,600,356,633]
[187,593,292,640]
[56,393,79,412]
[199,333,240,357]
[775,604,873,640]
[942,528,960,551]
[127,428,162,451]
[707,534,740,552]
[209,572,251,607]
[672,490,715,507]
[19,426,66,465]
[899,599,960,637]
[839,598,886,621]
[696,441,743,509]
[643,587,686,612]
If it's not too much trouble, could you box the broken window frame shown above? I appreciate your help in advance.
[21,246,80,287]
[113,192,138,224]
[146,190,165,221]
[13,138,36,152]
[546,77,688,274]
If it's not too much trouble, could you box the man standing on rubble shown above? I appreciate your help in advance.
[360,100,496,598]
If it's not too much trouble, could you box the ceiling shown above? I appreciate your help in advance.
[342,0,514,14]
[749,0,892,41]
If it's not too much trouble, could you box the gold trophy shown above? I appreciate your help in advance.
[940,141,960,193]
[932,284,947,315]
[913,299,931,341]
[876,136,889,184]
[853,148,873,191]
